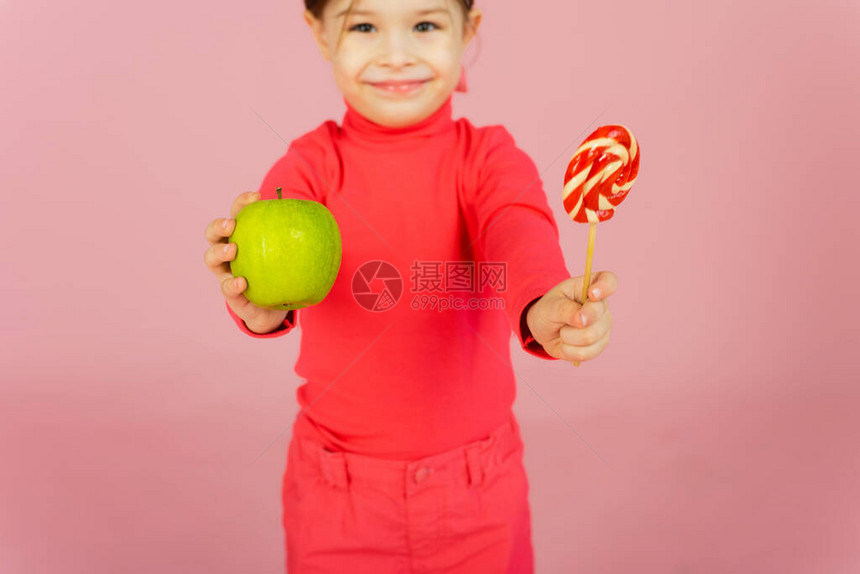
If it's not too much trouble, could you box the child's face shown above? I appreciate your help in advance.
[305,0,481,128]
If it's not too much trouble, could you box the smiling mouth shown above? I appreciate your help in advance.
[371,80,428,93]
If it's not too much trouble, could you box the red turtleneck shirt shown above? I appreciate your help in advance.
[227,95,571,459]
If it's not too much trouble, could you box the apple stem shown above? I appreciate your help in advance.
[276,186,282,200]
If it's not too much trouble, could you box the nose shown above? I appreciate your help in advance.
[378,30,415,69]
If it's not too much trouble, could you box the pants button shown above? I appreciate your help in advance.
[414,467,433,483]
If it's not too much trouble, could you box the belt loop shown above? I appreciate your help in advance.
[465,446,484,487]
[319,448,350,489]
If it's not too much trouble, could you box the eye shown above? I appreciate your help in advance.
[349,22,375,33]
[415,21,440,32]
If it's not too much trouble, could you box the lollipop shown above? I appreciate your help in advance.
[562,125,640,366]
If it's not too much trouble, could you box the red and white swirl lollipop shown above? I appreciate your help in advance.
[562,124,640,366]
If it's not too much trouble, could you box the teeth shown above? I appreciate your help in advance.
[378,82,422,92]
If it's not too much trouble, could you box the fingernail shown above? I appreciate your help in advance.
[223,244,231,254]
[591,287,601,299]
[234,278,241,289]
[580,312,587,327]
[222,219,229,230]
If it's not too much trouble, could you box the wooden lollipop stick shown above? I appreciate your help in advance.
[573,222,597,367]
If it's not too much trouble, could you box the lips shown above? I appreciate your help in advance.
[372,79,428,86]
[371,79,428,93]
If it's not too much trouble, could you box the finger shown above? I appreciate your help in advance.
[559,330,611,363]
[559,311,611,347]
[230,191,260,218]
[586,271,618,302]
[205,217,236,245]
[554,285,593,329]
[555,277,586,305]
[578,297,610,329]
[203,242,238,273]
[558,275,602,307]
[221,274,248,300]
[552,291,583,327]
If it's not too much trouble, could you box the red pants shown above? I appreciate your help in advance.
[281,412,535,574]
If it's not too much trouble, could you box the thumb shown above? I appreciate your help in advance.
[556,276,589,305]
[550,282,584,327]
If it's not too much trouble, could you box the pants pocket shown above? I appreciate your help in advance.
[440,438,533,573]
[282,438,327,521]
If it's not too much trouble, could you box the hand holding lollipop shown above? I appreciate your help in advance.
[563,125,640,366]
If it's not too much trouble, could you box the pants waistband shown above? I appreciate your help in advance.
[289,413,523,497]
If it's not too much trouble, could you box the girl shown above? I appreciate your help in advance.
[204,0,617,571]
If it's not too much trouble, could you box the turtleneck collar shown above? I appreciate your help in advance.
[341,95,455,143]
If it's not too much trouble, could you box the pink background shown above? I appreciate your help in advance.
[2,0,859,572]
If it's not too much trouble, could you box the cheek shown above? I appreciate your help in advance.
[331,59,360,83]
[439,47,464,74]
[442,57,463,84]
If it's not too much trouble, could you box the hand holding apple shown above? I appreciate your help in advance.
[204,191,289,334]
[228,187,342,311]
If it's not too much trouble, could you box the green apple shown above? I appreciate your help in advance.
[228,188,342,310]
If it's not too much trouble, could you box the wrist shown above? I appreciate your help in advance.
[245,310,289,334]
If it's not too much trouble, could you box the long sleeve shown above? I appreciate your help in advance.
[465,126,571,360]
[229,95,568,459]
[226,301,297,338]
[227,126,338,338]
